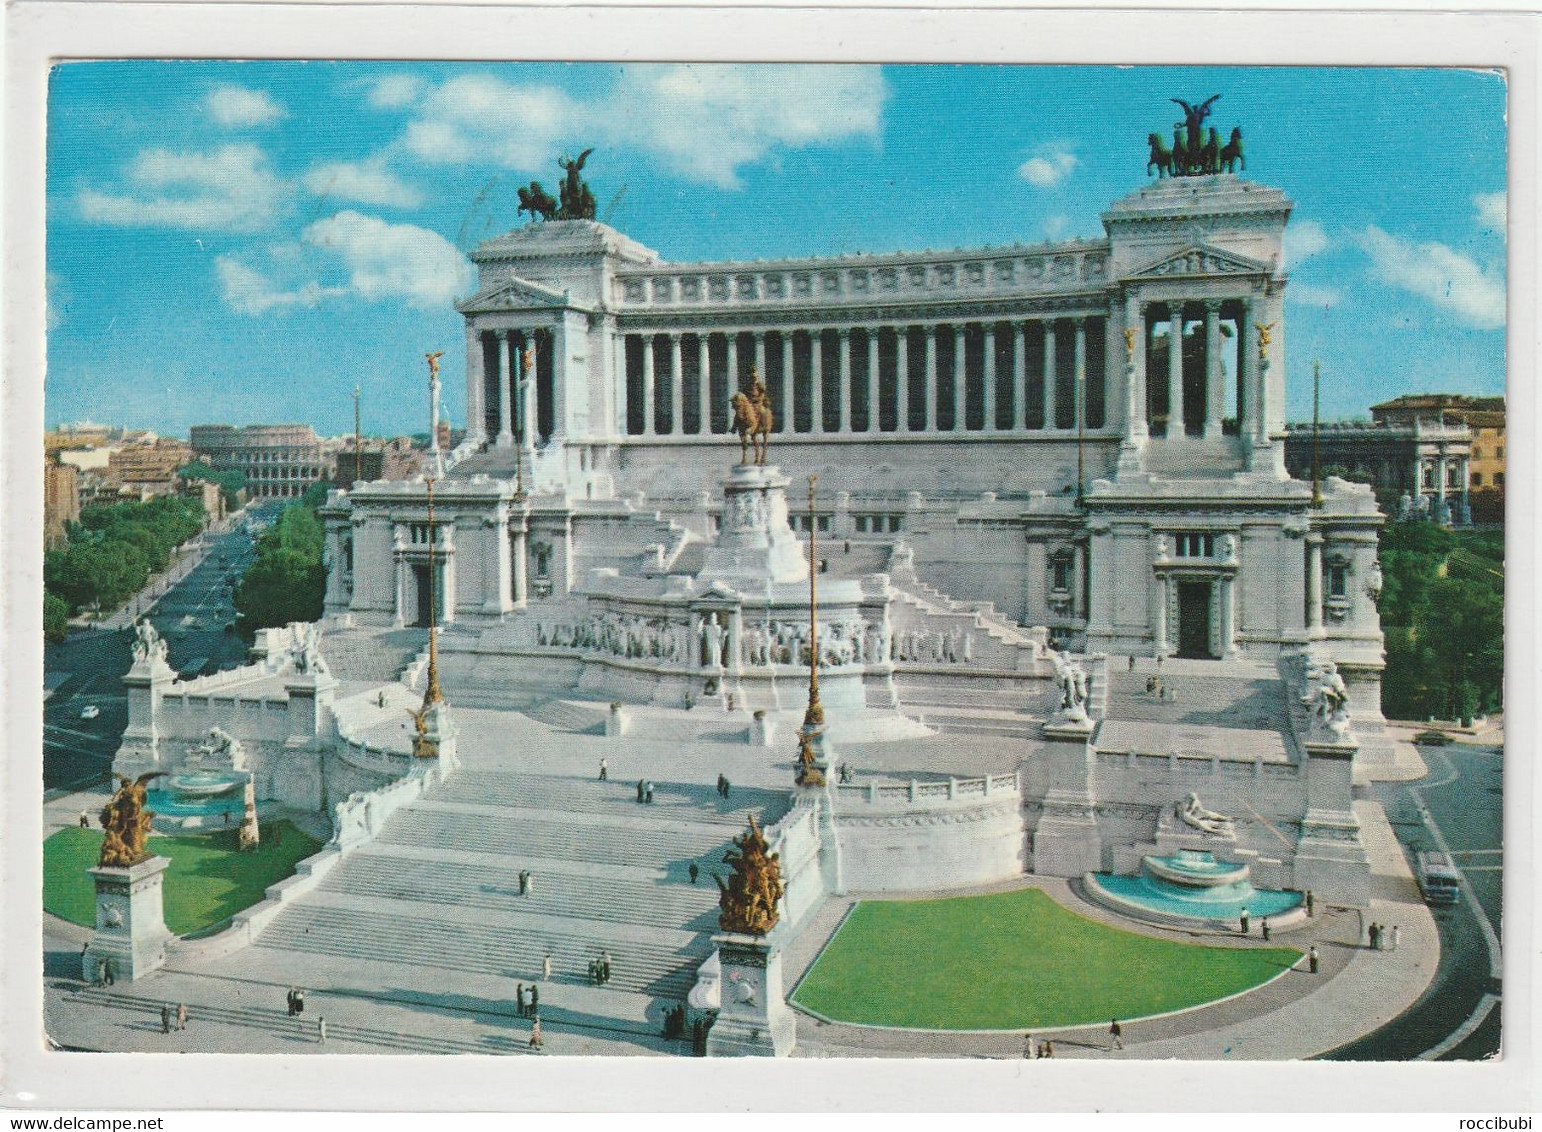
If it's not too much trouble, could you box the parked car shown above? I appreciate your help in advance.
[79,705,100,720]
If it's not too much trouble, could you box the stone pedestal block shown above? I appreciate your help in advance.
[705,933,797,1057]
[85,856,173,983]
[1032,716,1102,876]
[699,465,808,589]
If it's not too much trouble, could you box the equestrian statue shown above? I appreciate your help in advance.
[731,369,774,466]
[516,148,597,223]
[1150,96,1245,178]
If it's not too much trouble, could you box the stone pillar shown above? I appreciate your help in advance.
[706,933,797,1057]
[924,327,938,432]
[1073,318,1087,432]
[670,333,684,436]
[779,334,794,434]
[1153,571,1169,655]
[466,325,486,442]
[641,333,657,437]
[510,512,529,608]
[1032,718,1101,876]
[495,332,513,446]
[551,319,568,442]
[754,332,767,393]
[982,323,997,430]
[1436,450,1449,520]
[1219,574,1237,655]
[698,334,712,436]
[393,553,407,627]
[727,333,740,427]
[1306,533,1325,634]
[809,330,824,434]
[522,334,538,453]
[837,328,853,434]
[1167,305,1184,438]
[866,328,881,433]
[896,326,911,432]
[1013,322,1028,431]
[952,324,966,431]
[86,857,173,983]
[1203,300,1223,439]
[1238,300,1257,444]
[1043,320,1058,430]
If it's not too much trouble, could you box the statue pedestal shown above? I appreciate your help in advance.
[85,856,173,983]
[705,932,797,1058]
[699,465,809,591]
[1032,716,1103,877]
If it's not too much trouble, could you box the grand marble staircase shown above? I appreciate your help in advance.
[252,763,791,1012]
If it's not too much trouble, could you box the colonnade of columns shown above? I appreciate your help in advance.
[468,328,546,449]
[621,318,1107,438]
[1133,298,1260,442]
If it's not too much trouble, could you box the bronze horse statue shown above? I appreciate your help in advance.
[730,372,773,466]
[1146,133,1174,178]
[517,181,558,223]
[1220,127,1245,173]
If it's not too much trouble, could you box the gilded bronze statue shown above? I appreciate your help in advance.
[730,369,774,466]
[1151,97,1244,178]
[715,814,784,936]
[97,773,167,868]
[516,149,597,224]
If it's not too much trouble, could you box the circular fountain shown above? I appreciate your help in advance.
[147,771,251,830]
[1084,849,1305,929]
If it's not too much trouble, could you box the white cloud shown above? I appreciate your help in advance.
[303,211,472,309]
[1283,219,1329,268]
[78,144,286,232]
[207,85,286,127]
[1354,225,1505,330]
[303,156,423,208]
[398,64,887,188]
[367,74,425,110]
[1474,191,1506,231]
[1018,145,1078,189]
[1287,282,1342,308]
[215,254,341,316]
[1041,214,1071,240]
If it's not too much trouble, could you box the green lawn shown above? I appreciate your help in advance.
[45,821,323,937]
[791,888,1300,1030]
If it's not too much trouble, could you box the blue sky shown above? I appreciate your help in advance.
[45,63,1507,437]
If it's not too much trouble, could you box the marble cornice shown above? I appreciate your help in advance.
[613,292,1114,333]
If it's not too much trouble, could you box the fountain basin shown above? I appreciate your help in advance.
[167,772,246,798]
[1084,851,1306,930]
[148,772,253,831]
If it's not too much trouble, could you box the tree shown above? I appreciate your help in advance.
[232,503,326,635]
[179,461,247,509]
[44,591,70,643]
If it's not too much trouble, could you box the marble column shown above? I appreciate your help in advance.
[982,324,997,431]
[550,321,567,442]
[698,334,711,436]
[726,333,739,433]
[1219,574,1237,655]
[1167,305,1184,438]
[1127,299,1149,440]
[1239,300,1258,444]
[1204,300,1223,439]
[896,326,911,433]
[641,334,657,437]
[952,325,966,432]
[669,333,684,436]
[466,326,486,442]
[1306,534,1324,634]
[1073,318,1087,431]
[394,554,408,627]
[511,522,529,609]
[924,327,938,432]
[496,332,513,446]
[522,334,538,453]
[867,328,881,433]
[810,330,824,434]
[1043,320,1058,430]
[1153,572,1169,655]
[837,329,853,434]
[754,332,767,390]
[780,333,794,433]
[1013,323,1027,431]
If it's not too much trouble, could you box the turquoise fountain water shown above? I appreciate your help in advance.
[1090,850,1303,922]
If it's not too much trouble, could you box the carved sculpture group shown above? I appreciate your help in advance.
[1146,96,1245,178]
[715,815,784,936]
[132,619,169,666]
[97,773,166,868]
[1301,660,1352,731]
[1178,791,1236,837]
[517,149,598,223]
[731,371,774,466]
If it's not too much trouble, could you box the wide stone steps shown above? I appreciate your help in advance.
[378,804,740,870]
[255,902,704,998]
[322,849,721,931]
[908,705,1042,740]
[894,679,1049,711]
[433,770,789,828]
[322,627,428,683]
[521,699,607,734]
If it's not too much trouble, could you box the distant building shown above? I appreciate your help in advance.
[43,458,79,549]
[333,437,423,491]
[190,424,334,500]
[105,438,193,498]
[1374,394,1503,523]
[1283,415,1472,526]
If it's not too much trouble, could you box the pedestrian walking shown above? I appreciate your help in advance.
[318,1016,327,1044]
[1391,925,1401,951]
[1041,1040,1055,1058]
[286,987,296,1016]
[1305,890,1315,917]
[1128,655,1136,672]
[101,959,115,987]
[689,862,699,885]
[644,781,655,804]
[529,1018,543,1050]
[1239,907,1250,935]
[518,869,529,896]
[1308,945,1320,974]
[599,758,608,781]
[175,1003,188,1031]
[1368,922,1381,950]
[721,779,731,802]
[726,693,736,712]
[637,779,646,803]
[716,773,726,798]
[542,953,552,980]
[1156,654,1163,669]
[1261,918,1271,942]
[80,810,91,829]
[1023,1032,1036,1059]
[530,984,540,1015]
[294,988,306,1016]
[161,1005,172,1034]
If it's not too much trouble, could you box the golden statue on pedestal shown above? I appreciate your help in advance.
[97,773,166,867]
[731,369,774,466]
[715,814,784,936]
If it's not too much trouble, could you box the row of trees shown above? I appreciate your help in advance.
[178,461,247,510]
[1378,521,1504,723]
[231,489,329,636]
[43,495,208,641]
